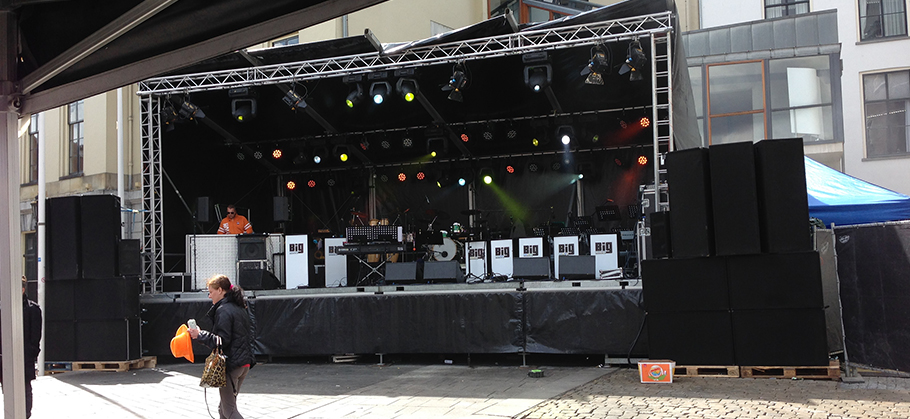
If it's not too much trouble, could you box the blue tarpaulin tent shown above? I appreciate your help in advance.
[806,157,910,226]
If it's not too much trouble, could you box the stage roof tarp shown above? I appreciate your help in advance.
[806,157,910,227]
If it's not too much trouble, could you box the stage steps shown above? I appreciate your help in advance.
[45,356,157,374]
[674,360,840,381]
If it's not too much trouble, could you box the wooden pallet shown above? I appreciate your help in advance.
[45,356,157,374]
[741,360,840,381]
[674,365,740,378]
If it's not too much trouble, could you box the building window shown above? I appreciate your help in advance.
[765,0,809,18]
[863,70,910,158]
[859,0,908,41]
[28,113,38,183]
[706,61,766,145]
[768,56,836,143]
[68,100,84,175]
[272,35,298,47]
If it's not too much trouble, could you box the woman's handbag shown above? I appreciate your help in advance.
[199,335,226,388]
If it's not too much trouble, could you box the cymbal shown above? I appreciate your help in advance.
[461,209,482,216]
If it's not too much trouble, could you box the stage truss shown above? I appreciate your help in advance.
[139,11,676,292]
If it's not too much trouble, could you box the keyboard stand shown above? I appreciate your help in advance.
[352,254,388,286]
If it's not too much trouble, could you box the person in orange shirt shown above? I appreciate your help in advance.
[217,204,253,234]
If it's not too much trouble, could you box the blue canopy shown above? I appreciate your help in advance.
[806,157,910,226]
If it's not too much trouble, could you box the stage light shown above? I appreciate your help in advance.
[230,87,257,122]
[591,134,600,143]
[327,178,337,187]
[524,64,552,92]
[482,123,495,141]
[480,168,493,185]
[638,155,648,166]
[236,152,245,161]
[640,116,650,128]
[359,139,370,150]
[380,174,389,182]
[557,125,574,145]
[580,44,610,85]
[441,62,467,102]
[282,89,304,110]
[272,148,282,159]
[416,171,426,180]
[532,137,539,147]
[506,165,515,174]
[458,177,467,186]
[578,174,584,179]
[370,81,391,104]
[436,173,453,188]
[507,127,517,139]
[293,151,307,166]
[614,157,624,167]
[381,140,391,149]
[528,162,540,173]
[430,151,437,157]
[345,84,364,108]
[253,150,263,160]
[619,118,629,129]
[307,179,316,188]
[398,172,407,182]
[461,133,470,142]
[178,100,205,120]
[402,137,413,148]
[427,137,446,157]
[619,39,648,82]
[161,103,178,131]
[396,78,418,102]
[313,155,321,164]
[340,153,348,162]
[313,147,326,164]
[286,181,296,190]
[551,161,561,171]
[333,145,350,162]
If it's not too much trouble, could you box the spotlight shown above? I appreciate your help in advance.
[313,155,322,164]
[619,39,648,82]
[638,155,648,166]
[272,148,282,159]
[381,140,391,149]
[307,179,316,188]
[253,150,263,160]
[396,78,418,102]
[282,89,304,110]
[313,147,326,164]
[161,103,178,131]
[379,174,389,183]
[506,164,516,174]
[507,127,517,139]
[556,125,574,145]
[333,145,350,162]
[640,116,651,128]
[345,84,364,108]
[436,173,453,188]
[340,153,348,162]
[458,177,467,186]
[402,137,413,148]
[442,62,467,102]
[178,100,205,120]
[580,44,610,85]
[236,152,245,161]
[479,168,493,185]
[286,181,296,190]
[528,162,540,173]
[619,118,629,129]
[427,137,446,157]
[591,134,600,143]
[416,171,426,180]
[230,87,257,122]
[461,133,470,142]
[327,178,337,187]
[532,137,540,147]
[524,64,552,92]
[482,123,495,141]
[398,172,407,182]
[370,81,391,104]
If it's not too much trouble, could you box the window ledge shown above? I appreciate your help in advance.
[862,154,910,162]
[59,172,84,180]
[856,35,910,46]
[20,181,37,187]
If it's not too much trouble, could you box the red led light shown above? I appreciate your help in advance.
[307,179,316,188]
[640,117,650,128]
[398,172,407,182]
[416,171,426,180]
[638,155,648,166]
[461,133,470,142]
[506,165,515,174]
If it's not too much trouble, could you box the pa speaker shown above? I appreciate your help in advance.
[666,148,714,258]
[196,197,211,223]
[74,277,140,320]
[709,142,761,256]
[75,318,141,361]
[81,194,121,279]
[238,268,280,290]
[45,280,75,322]
[641,257,729,312]
[424,260,464,283]
[47,196,81,280]
[727,252,823,310]
[386,262,419,283]
[557,255,595,280]
[648,311,735,365]
[162,274,192,293]
[648,211,671,259]
[732,308,828,366]
[237,235,267,260]
[754,138,812,254]
[119,239,141,276]
[44,320,76,361]
[273,196,289,222]
[513,257,549,279]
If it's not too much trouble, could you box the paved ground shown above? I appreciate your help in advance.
[24,360,910,419]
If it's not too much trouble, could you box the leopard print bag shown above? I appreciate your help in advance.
[200,335,226,388]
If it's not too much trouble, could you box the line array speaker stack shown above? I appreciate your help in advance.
[643,138,827,367]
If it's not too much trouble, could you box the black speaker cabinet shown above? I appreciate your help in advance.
[196,196,211,223]
[119,239,142,276]
[81,194,121,279]
[162,274,192,292]
[273,196,289,222]
[557,255,595,280]
[45,280,75,322]
[45,320,76,361]
[423,260,464,283]
[237,235,268,260]
[727,252,823,310]
[238,268,280,290]
[666,148,714,258]
[648,311,735,365]
[648,211,671,259]
[709,142,761,256]
[75,318,141,361]
[386,262,419,283]
[513,257,550,279]
[75,277,140,320]
[47,196,81,280]
[641,257,729,312]
[754,138,812,254]
[732,308,828,366]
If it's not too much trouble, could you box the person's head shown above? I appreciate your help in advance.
[226,205,237,220]
[21,276,26,295]
[205,274,247,308]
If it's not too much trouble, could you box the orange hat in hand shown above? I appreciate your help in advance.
[170,324,194,363]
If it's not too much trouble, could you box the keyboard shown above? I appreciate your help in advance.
[335,244,406,255]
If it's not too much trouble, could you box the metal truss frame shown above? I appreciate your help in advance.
[141,96,164,292]
[138,11,672,95]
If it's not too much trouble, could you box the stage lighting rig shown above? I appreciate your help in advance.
[479,168,494,185]
[442,62,468,102]
[524,64,552,92]
[229,87,257,122]
[580,44,610,85]
[283,89,304,110]
[619,38,648,81]
[396,78,418,102]
[557,125,574,145]
[178,100,205,120]
[160,102,178,131]
[370,81,391,104]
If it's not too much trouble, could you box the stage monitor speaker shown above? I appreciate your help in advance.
[273,196,289,222]
[44,320,76,361]
[386,262,419,283]
[709,142,762,256]
[237,235,268,260]
[727,252,823,310]
[666,148,714,258]
[45,280,75,322]
[648,211,671,259]
[238,268,280,290]
[732,308,828,366]
[424,260,464,283]
[648,311,735,365]
[196,197,211,223]
[75,318,141,361]
[558,255,595,280]
[81,194,121,279]
[119,239,141,276]
[75,277,141,320]
[513,257,550,279]
[641,257,729,312]
[47,196,81,280]
[162,274,192,292]
[754,138,812,254]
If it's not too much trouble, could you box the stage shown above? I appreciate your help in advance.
[142,280,647,361]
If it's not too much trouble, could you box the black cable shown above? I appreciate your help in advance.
[627,310,647,367]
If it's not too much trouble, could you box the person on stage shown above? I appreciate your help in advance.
[189,274,255,419]
[217,204,253,234]
[0,276,43,418]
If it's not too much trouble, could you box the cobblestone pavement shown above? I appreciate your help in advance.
[516,368,910,419]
